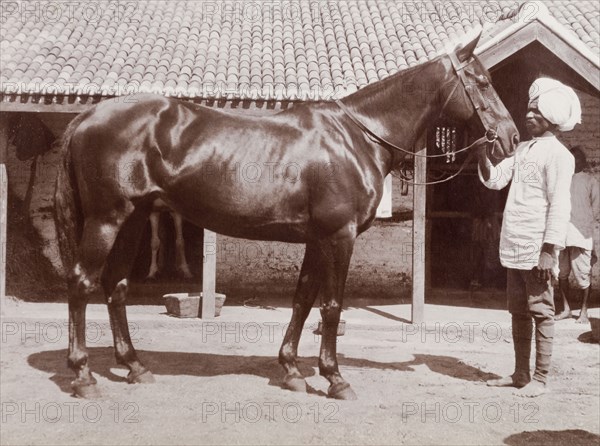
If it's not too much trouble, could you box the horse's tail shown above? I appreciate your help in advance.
[54,113,87,276]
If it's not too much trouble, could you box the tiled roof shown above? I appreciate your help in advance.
[0,1,598,101]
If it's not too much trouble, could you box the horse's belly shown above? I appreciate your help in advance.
[167,204,310,242]
[162,174,311,242]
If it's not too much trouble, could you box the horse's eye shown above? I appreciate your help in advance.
[477,75,490,87]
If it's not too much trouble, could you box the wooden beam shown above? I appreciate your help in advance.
[201,229,217,319]
[478,22,600,97]
[412,135,426,323]
[536,26,600,96]
[0,96,309,114]
[0,98,94,113]
[428,211,504,219]
[478,24,538,70]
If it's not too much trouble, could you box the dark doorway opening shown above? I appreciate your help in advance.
[426,123,508,290]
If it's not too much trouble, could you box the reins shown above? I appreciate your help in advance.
[335,98,494,185]
[336,94,479,160]
[335,53,498,186]
[391,139,484,185]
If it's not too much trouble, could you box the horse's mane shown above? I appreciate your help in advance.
[340,51,460,116]
[345,26,483,101]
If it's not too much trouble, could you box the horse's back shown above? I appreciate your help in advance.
[67,94,384,241]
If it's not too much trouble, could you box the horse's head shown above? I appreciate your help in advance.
[440,32,519,160]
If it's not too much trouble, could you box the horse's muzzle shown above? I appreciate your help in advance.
[485,128,498,143]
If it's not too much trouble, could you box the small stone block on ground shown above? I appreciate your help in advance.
[163,292,226,318]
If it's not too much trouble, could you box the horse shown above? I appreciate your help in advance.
[54,31,519,400]
[146,198,193,280]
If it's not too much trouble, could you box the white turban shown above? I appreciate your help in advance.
[528,78,581,132]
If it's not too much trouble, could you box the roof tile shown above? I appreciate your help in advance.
[1,0,597,100]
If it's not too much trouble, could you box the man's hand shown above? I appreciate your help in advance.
[476,143,492,181]
[533,244,556,283]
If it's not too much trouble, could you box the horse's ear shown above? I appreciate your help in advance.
[456,30,482,63]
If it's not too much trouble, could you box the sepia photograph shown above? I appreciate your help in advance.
[0,0,599,444]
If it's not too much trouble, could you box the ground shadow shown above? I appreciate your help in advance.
[577,317,600,344]
[504,429,600,445]
[28,348,500,396]
[361,306,412,324]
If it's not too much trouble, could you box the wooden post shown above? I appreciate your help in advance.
[201,229,217,319]
[376,174,393,218]
[425,181,434,296]
[411,136,427,323]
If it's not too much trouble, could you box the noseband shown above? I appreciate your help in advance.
[446,51,499,145]
[336,53,499,185]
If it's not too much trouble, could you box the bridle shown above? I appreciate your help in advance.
[335,52,500,185]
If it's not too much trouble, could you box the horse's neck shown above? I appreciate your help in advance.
[342,58,449,151]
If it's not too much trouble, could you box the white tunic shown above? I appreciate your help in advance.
[478,136,574,272]
[566,171,600,250]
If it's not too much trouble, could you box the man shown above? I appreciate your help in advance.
[477,78,581,397]
[555,147,599,323]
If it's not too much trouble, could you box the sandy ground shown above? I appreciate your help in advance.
[1,298,599,446]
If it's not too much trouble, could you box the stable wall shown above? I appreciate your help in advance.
[2,87,599,300]
[2,106,416,301]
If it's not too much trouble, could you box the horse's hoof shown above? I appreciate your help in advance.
[72,383,101,399]
[328,382,357,400]
[127,369,155,384]
[282,376,307,393]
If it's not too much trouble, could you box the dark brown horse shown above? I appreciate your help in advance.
[54,33,519,400]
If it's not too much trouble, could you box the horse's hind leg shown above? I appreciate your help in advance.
[279,243,322,392]
[68,216,124,398]
[101,206,155,384]
[316,232,357,400]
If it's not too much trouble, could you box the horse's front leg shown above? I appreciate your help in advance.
[279,243,322,392]
[317,232,357,400]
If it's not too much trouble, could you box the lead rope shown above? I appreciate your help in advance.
[394,140,483,186]
[335,98,475,159]
[335,99,495,185]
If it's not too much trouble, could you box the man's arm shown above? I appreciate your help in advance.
[543,150,574,247]
[591,177,600,255]
[536,149,575,282]
[476,144,515,190]
[591,177,600,223]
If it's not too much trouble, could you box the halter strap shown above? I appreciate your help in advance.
[391,140,484,186]
[338,95,489,185]
[335,51,501,185]
[335,98,478,159]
